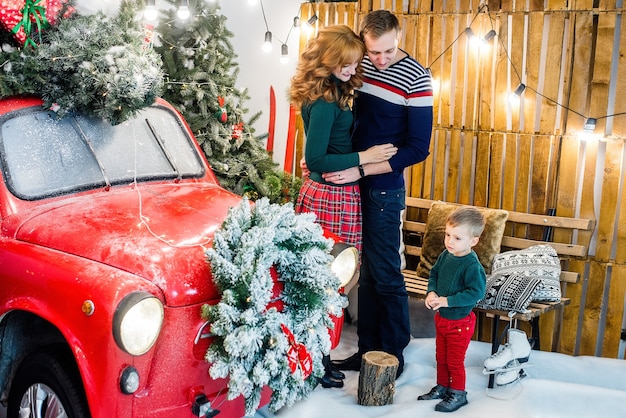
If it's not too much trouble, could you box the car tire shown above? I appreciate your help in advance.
[7,348,90,418]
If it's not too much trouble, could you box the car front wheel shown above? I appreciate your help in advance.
[8,348,89,418]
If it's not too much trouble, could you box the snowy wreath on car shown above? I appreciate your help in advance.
[201,198,344,416]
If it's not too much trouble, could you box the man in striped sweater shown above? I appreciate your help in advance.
[327,9,433,379]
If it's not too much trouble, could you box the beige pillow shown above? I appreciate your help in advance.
[416,202,509,278]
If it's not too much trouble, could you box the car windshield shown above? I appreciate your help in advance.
[0,105,205,200]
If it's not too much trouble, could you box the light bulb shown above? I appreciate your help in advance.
[177,6,190,20]
[583,118,597,133]
[144,0,157,21]
[280,44,289,64]
[483,29,496,42]
[144,6,158,21]
[508,84,526,105]
[263,31,272,52]
[177,0,190,20]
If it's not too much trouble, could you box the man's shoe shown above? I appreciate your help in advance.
[434,389,468,413]
[417,384,448,400]
[320,375,344,388]
[331,352,362,371]
[395,357,404,379]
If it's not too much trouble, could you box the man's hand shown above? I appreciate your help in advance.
[322,166,360,184]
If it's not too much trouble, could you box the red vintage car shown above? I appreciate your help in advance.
[0,97,357,417]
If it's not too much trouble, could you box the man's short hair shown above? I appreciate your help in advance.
[359,9,401,40]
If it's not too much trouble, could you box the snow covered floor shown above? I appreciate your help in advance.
[257,321,626,418]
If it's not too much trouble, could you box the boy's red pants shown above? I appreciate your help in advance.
[434,311,476,391]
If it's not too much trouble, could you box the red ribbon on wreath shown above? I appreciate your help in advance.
[280,323,312,379]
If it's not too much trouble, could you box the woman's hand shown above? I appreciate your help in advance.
[358,143,397,164]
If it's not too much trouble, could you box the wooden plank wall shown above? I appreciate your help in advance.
[297,1,626,359]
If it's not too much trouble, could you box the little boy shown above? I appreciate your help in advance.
[417,206,487,412]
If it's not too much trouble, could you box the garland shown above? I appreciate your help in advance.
[202,198,344,416]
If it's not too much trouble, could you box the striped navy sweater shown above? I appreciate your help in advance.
[353,50,434,190]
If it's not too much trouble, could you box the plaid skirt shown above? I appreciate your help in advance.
[295,178,362,253]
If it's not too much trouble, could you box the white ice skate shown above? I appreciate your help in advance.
[483,328,531,371]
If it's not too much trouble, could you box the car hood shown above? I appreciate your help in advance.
[8,183,243,307]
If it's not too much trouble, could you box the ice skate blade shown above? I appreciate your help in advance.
[485,371,527,400]
[482,361,533,375]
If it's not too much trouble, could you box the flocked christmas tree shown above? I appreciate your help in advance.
[155,0,301,204]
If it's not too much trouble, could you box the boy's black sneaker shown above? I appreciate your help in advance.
[417,384,448,400]
[434,389,468,412]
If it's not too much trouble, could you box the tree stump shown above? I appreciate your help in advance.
[357,351,398,406]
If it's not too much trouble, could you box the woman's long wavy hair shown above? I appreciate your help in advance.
[289,25,365,110]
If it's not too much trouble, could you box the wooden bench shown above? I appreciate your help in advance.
[401,198,595,387]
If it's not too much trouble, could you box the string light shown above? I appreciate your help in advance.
[583,118,597,132]
[177,0,190,20]
[482,29,496,43]
[263,31,273,52]
[143,0,158,21]
[251,1,302,62]
[280,44,289,64]
[425,3,624,135]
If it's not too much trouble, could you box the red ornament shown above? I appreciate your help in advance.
[143,23,155,49]
[215,96,228,123]
[281,323,313,379]
[0,0,74,45]
[232,122,244,139]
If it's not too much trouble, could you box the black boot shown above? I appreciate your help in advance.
[331,352,362,371]
[435,388,468,412]
[323,354,346,380]
[417,384,448,400]
[319,354,344,388]
[320,374,344,388]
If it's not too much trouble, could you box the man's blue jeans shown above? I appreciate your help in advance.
[357,187,410,365]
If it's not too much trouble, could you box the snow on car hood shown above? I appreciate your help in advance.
[11,183,244,307]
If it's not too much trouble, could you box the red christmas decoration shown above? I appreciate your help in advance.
[281,323,313,379]
[232,122,244,140]
[0,0,73,46]
[143,23,155,49]
[216,96,227,123]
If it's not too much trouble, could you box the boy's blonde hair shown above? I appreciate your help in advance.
[446,207,486,238]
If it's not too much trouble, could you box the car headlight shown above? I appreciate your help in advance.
[330,242,359,288]
[113,292,164,356]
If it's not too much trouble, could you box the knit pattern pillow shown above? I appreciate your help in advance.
[416,202,509,278]
[491,244,562,302]
[475,273,542,313]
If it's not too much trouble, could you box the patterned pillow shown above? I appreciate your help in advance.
[416,202,508,278]
[475,273,542,313]
[491,244,562,302]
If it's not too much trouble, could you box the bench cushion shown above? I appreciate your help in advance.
[416,202,509,278]
[476,273,542,312]
[491,244,562,302]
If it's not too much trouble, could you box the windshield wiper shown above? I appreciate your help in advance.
[71,115,111,189]
[145,118,182,181]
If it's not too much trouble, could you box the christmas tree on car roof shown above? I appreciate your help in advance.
[0,0,300,204]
